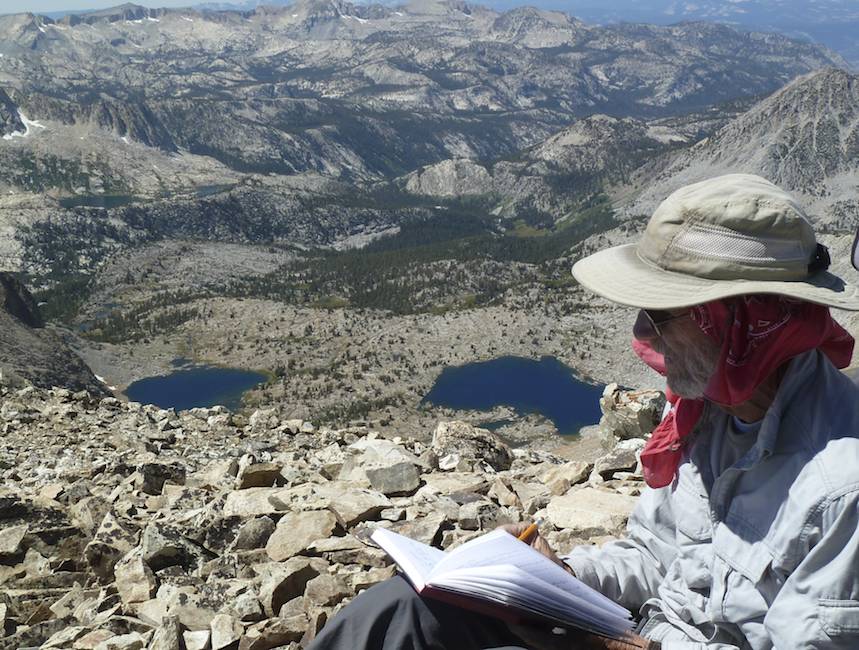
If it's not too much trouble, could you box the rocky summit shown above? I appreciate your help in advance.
[0,375,663,649]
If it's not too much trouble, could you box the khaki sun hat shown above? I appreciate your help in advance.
[572,173,859,311]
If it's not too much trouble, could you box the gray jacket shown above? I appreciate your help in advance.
[566,350,859,649]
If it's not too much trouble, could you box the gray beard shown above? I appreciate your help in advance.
[664,340,721,399]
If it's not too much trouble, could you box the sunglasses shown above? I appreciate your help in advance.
[643,309,690,337]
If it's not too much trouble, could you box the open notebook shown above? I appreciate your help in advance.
[371,527,634,639]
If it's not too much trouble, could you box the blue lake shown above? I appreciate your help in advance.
[125,366,268,412]
[423,356,604,435]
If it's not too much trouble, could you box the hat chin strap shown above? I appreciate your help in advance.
[852,229,859,272]
[808,243,830,274]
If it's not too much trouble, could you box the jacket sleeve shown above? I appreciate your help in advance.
[561,485,678,612]
[762,489,859,649]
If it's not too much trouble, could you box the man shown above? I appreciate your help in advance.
[308,174,859,649]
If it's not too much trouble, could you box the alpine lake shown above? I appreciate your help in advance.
[423,356,604,436]
[124,360,268,412]
[124,355,603,434]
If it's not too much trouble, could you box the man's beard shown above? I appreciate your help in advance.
[663,335,721,399]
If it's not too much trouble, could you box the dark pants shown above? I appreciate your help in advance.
[307,575,533,650]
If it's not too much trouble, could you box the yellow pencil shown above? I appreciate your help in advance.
[517,520,540,543]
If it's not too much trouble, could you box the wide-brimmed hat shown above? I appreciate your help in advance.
[572,174,859,311]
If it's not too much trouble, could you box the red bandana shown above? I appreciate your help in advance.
[633,296,855,488]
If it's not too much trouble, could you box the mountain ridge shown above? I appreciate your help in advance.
[0,1,842,185]
[618,67,859,230]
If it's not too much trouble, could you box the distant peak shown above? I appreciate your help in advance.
[86,2,147,14]
[63,3,163,25]
[401,0,476,17]
[759,67,858,107]
[793,66,854,85]
[498,5,579,23]
[283,0,356,17]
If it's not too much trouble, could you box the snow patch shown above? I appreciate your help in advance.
[591,67,610,83]
[394,11,404,15]
[645,125,688,144]
[2,112,46,140]
[121,136,130,144]
[38,25,46,33]
[181,16,194,22]
[146,17,160,23]
[94,374,118,391]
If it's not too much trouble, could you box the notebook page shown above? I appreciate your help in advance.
[431,530,628,618]
[440,566,628,630]
[371,528,445,591]
[439,567,633,637]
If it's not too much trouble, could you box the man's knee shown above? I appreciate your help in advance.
[348,573,423,619]
[308,575,432,649]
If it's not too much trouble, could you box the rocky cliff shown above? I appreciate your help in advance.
[0,379,662,649]
[0,90,24,139]
[0,272,106,395]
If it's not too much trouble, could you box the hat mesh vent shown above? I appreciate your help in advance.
[670,224,810,266]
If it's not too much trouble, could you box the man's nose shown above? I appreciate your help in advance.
[633,310,658,340]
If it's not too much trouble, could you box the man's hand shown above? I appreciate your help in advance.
[498,523,573,574]
[499,525,659,649]
[508,624,659,650]
[587,633,661,650]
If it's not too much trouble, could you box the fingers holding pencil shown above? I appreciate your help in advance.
[498,521,574,574]
[498,521,538,540]
[517,520,540,543]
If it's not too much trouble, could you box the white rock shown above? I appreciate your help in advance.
[210,613,242,650]
[222,487,292,518]
[432,421,512,471]
[0,523,27,556]
[183,630,211,650]
[114,548,156,605]
[546,487,638,536]
[594,438,645,479]
[266,510,338,562]
[420,472,487,495]
[94,632,148,650]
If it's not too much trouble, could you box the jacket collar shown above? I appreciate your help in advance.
[749,349,821,457]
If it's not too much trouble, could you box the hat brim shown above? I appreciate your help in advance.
[572,244,859,311]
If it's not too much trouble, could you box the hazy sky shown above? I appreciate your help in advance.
[2,1,197,14]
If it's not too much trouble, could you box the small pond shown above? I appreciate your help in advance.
[423,356,604,435]
[59,195,139,209]
[124,365,268,412]
[195,184,235,198]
